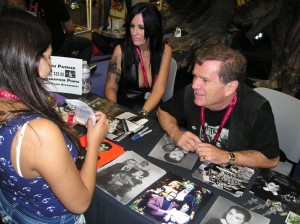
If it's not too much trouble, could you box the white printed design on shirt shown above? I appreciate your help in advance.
[199,123,229,149]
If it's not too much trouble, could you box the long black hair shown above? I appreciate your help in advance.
[122,2,164,87]
[0,7,85,169]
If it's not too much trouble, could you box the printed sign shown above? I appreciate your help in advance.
[44,56,82,95]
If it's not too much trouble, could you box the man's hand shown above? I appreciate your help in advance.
[173,130,201,152]
[194,142,228,164]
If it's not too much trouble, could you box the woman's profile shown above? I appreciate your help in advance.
[0,7,108,223]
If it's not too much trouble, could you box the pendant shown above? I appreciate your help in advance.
[144,92,151,99]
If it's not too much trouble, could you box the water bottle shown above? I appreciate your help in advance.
[82,60,91,95]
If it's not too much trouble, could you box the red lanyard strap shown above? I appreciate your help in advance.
[200,94,238,145]
[135,47,150,89]
[0,90,21,101]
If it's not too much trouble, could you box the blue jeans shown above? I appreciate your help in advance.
[0,188,85,224]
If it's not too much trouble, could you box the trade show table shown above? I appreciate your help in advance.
[79,101,287,224]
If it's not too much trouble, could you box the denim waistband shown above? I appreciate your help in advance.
[0,188,85,224]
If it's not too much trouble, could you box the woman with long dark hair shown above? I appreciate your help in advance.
[0,7,108,223]
[105,2,172,117]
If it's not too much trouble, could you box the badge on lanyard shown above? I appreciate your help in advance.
[144,92,151,99]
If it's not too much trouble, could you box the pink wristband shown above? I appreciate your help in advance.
[68,113,75,127]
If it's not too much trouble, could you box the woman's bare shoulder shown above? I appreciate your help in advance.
[26,118,64,141]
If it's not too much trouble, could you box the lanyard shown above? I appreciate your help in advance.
[200,94,237,145]
[0,90,21,101]
[135,47,157,89]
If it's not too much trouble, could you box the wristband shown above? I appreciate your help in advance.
[67,113,75,127]
[139,109,149,116]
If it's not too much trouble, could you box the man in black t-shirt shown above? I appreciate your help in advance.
[157,43,280,168]
[27,0,93,64]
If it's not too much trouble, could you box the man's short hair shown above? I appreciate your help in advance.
[194,43,247,85]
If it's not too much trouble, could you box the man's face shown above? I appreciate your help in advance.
[192,61,233,111]
[166,192,177,201]
[267,182,280,192]
[125,159,137,169]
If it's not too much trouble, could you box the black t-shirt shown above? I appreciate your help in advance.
[27,0,70,52]
[160,83,280,159]
[201,107,230,149]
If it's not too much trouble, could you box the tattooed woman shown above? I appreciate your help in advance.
[104,2,172,117]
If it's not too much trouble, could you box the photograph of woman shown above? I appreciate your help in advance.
[149,134,198,169]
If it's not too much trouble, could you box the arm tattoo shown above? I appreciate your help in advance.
[108,56,121,87]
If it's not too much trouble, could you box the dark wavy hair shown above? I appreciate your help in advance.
[0,7,85,169]
[195,43,247,86]
[163,150,186,163]
[122,2,164,86]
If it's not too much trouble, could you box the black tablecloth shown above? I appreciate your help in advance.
[84,115,286,224]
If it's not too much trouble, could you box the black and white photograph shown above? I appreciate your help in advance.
[129,172,213,224]
[96,151,166,205]
[106,110,148,141]
[148,134,199,170]
[192,162,255,197]
[249,169,300,217]
[201,196,270,224]
[78,93,117,113]
[65,70,75,78]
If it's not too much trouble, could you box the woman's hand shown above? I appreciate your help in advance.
[86,111,108,149]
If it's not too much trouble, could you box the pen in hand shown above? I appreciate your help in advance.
[132,129,152,141]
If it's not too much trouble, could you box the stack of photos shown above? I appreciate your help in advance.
[96,151,166,205]
[249,169,300,217]
[192,161,255,197]
[106,108,149,142]
[129,172,213,224]
[148,134,199,170]
[78,93,117,113]
[201,196,270,224]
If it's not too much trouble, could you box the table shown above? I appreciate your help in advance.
[82,108,287,224]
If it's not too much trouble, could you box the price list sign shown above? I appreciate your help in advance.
[45,56,82,95]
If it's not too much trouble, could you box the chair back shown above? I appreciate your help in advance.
[254,87,300,175]
[162,58,177,102]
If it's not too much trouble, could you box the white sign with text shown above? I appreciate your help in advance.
[44,56,82,95]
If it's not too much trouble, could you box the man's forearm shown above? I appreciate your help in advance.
[233,150,279,168]
[157,107,181,141]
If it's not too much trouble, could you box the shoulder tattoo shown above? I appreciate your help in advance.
[108,56,121,86]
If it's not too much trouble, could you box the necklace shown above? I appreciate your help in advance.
[200,94,237,145]
[135,47,151,89]
[0,90,21,101]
